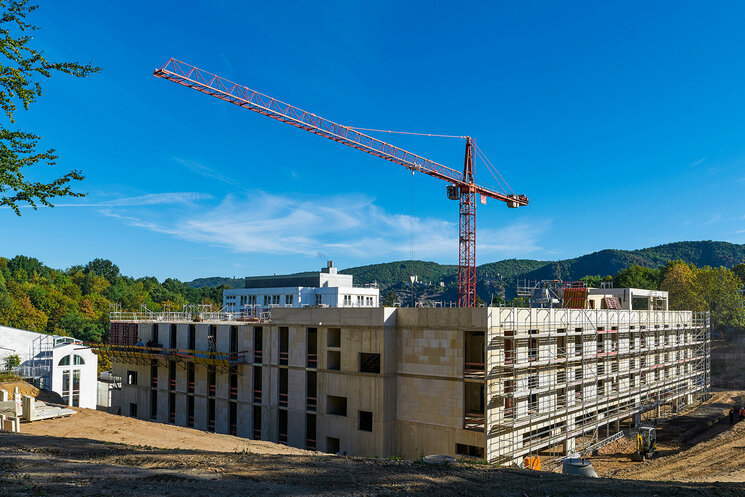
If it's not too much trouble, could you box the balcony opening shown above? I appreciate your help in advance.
[279,368,288,407]
[464,382,484,431]
[151,324,159,346]
[359,353,380,374]
[504,330,514,364]
[208,398,215,432]
[229,401,237,436]
[150,359,158,389]
[254,327,263,363]
[307,371,317,411]
[279,409,288,444]
[187,395,194,427]
[168,392,175,424]
[208,325,217,352]
[253,366,262,403]
[150,389,157,420]
[464,331,485,378]
[229,366,238,400]
[189,324,196,350]
[328,328,341,348]
[168,361,176,391]
[170,324,177,349]
[327,395,347,416]
[253,406,261,440]
[279,327,289,365]
[306,413,316,450]
[307,327,318,368]
[187,362,195,394]
[230,325,238,354]
[207,365,216,397]
[127,371,137,385]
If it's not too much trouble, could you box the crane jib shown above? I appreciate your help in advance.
[153,60,526,207]
[154,58,528,307]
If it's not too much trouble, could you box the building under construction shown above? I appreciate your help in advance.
[107,288,709,465]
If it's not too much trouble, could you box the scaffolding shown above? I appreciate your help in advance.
[486,308,710,466]
[94,344,251,374]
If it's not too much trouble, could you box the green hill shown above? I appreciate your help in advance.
[188,241,745,301]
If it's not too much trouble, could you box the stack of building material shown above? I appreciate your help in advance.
[21,395,75,422]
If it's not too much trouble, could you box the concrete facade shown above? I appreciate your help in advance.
[109,306,709,464]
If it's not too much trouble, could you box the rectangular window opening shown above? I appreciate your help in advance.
[358,410,373,432]
[359,353,380,374]
[327,395,347,416]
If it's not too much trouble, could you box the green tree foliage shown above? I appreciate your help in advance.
[0,256,228,342]
[659,260,702,311]
[4,353,19,370]
[0,0,100,215]
[612,265,661,290]
[695,266,745,331]
[733,263,745,287]
[382,290,397,306]
[83,258,119,284]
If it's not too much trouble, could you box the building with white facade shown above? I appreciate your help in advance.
[223,262,379,311]
[0,326,98,409]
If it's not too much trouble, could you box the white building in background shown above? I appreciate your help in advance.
[223,261,379,310]
[0,325,98,409]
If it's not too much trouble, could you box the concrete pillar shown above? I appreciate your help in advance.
[22,395,35,422]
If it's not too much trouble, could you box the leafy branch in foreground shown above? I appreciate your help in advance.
[0,0,100,214]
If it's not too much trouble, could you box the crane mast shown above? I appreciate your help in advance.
[154,58,528,307]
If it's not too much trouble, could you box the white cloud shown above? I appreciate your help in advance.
[98,191,549,261]
[1,192,211,209]
[173,157,240,186]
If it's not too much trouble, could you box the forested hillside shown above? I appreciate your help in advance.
[0,256,224,342]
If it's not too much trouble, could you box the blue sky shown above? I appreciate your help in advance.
[2,1,744,280]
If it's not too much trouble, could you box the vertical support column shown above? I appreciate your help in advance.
[458,137,476,308]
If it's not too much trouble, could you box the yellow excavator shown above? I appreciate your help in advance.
[632,427,657,461]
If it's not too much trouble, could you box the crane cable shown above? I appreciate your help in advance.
[350,127,516,196]
[347,127,467,139]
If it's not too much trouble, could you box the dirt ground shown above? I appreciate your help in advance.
[591,390,745,482]
[20,407,314,456]
[3,430,745,497]
[3,382,745,495]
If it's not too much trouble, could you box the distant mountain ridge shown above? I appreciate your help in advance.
[188,241,745,299]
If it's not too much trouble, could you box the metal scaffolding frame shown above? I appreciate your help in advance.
[485,308,710,466]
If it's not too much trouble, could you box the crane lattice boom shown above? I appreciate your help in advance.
[154,58,529,307]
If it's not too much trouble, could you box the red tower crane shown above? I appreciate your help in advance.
[154,59,529,307]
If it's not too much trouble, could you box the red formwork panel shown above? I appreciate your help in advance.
[110,322,138,345]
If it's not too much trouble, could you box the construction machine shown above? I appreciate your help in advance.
[632,427,657,461]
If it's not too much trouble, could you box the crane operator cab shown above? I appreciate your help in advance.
[633,427,657,461]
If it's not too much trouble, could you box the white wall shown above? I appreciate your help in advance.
[51,343,98,409]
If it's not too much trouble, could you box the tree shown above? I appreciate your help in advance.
[659,260,703,312]
[733,263,745,287]
[382,290,398,306]
[4,353,20,370]
[0,1,100,215]
[613,265,660,290]
[695,266,745,332]
[83,258,120,284]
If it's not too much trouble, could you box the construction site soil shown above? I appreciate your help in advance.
[1,391,745,496]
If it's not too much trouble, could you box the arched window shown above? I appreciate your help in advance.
[73,355,85,365]
[58,355,70,366]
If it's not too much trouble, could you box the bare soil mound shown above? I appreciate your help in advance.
[22,407,315,455]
